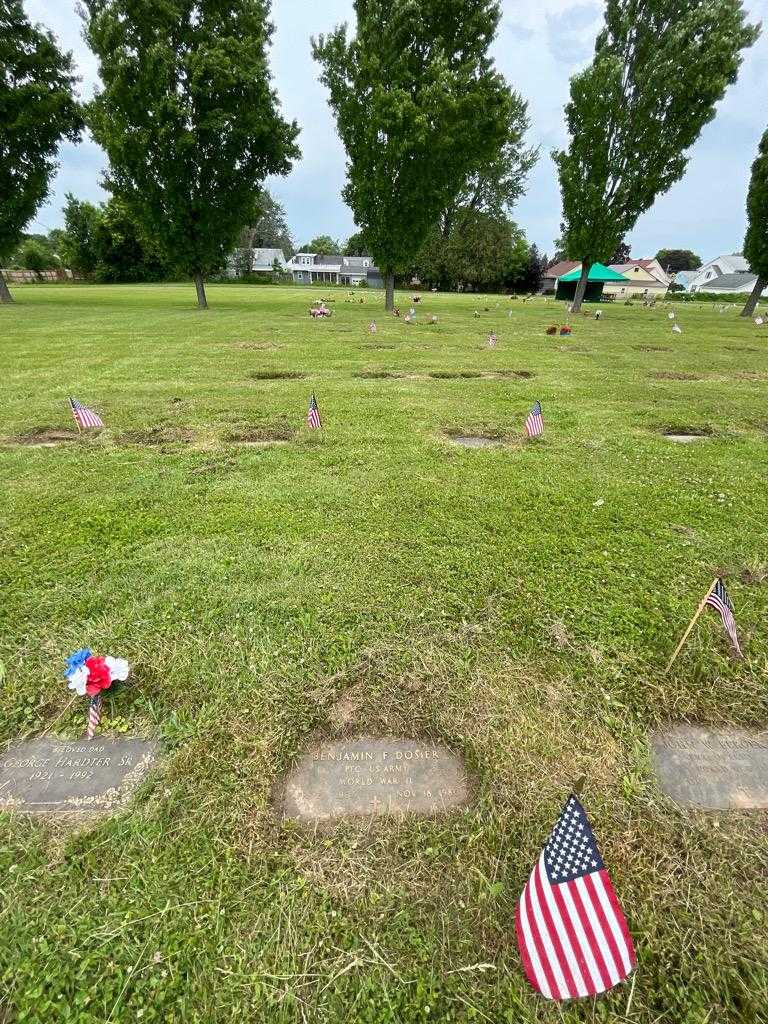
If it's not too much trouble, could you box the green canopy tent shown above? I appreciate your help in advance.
[556,262,629,303]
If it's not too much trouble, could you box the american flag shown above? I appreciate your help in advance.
[307,393,322,430]
[516,794,636,1001]
[706,578,742,657]
[524,400,544,438]
[86,695,102,740]
[488,332,497,347]
[69,397,103,429]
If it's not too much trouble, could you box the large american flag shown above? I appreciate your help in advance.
[69,397,104,429]
[706,578,742,657]
[307,392,322,430]
[524,400,544,438]
[516,794,636,1001]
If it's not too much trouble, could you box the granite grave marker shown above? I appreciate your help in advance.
[651,726,768,810]
[280,736,470,821]
[0,737,158,816]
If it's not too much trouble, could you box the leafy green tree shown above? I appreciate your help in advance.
[741,127,768,318]
[0,1,82,303]
[344,230,371,257]
[82,0,300,308]
[295,235,341,256]
[239,190,294,254]
[610,240,631,264]
[19,239,56,276]
[313,0,514,310]
[415,211,527,292]
[517,243,548,293]
[655,249,702,274]
[555,0,758,311]
[59,194,101,277]
[437,99,537,238]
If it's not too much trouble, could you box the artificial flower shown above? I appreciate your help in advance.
[65,648,92,678]
[84,655,112,695]
[105,656,130,682]
[66,665,89,696]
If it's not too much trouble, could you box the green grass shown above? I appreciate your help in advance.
[1,283,767,1023]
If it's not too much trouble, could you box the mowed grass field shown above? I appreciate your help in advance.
[1,283,767,1023]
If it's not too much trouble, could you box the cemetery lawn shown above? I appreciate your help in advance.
[2,283,768,1024]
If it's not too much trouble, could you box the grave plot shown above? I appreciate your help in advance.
[3,427,86,447]
[226,421,296,446]
[278,736,470,822]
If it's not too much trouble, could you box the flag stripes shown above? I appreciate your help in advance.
[706,578,742,656]
[69,397,104,429]
[524,400,544,438]
[307,393,322,430]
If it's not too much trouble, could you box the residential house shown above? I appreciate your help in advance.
[603,259,670,298]
[687,254,750,292]
[286,252,383,287]
[694,272,768,296]
[540,260,579,294]
[226,247,286,278]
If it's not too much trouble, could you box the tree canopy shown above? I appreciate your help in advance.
[313,0,515,309]
[239,190,294,254]
[655,249,702,274]
[0,0,82,302]
[296,235,341,256]
[414,211,528,292]
[82,0,300,308]
[555,0,758,310]
[741,127,768,317]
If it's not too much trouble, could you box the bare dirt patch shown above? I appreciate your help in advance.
[494,369,536,379]
[119,426,196,446]
[249,370,306,381]
[429,370,483,379]
[5,427,85,447]
[226,422,296,445]
[660,425,713,444]
[353,370,402,379]
[649,371,702,381]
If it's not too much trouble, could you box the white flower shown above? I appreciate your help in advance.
[593,498,605,508]
[668,312,675,319]
[105,656,130,682]
[66,665,88,696]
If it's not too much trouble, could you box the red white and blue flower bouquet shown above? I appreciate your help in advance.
[64,649,130,739]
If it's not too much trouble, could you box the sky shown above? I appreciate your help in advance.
[26,0,768,262]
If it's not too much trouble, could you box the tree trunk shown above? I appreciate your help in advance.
[740,275,766,318]
[193,271,208,309]
[0,271,14,304]
[384,271,395,311]
[570,261,591,314]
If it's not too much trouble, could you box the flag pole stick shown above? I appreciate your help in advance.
[69,397,82,434]
[665,578,718,673]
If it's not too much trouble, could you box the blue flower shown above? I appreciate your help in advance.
[64,648,92,678]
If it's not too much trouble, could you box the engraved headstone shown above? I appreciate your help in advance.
[0,737,158,816]
[651,726,768,810]
[280,736,470,821]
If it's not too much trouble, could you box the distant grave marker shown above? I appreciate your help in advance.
[279,736,470,821]
[651,726,768,810]
[0,737,158,817]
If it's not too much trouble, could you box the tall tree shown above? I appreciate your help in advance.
[82,0,300,309]
[555,0,758,311]
[344,230,371,256]
[0,1,82,303]
[741,127,768,318]
[296,235,340,256]
[610,240,631,264]
[239,190,294,253]
[313,0,514,310]
[414,210,527,292]
[437,99,537,238]
[59,194,101,277]
[655,248,702,274]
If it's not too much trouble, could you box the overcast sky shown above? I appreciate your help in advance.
[26,0,768,260]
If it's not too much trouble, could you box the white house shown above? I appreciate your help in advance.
[226,247,286,277]
[687,254,750,292]
[604,258,670,297]
[285,252,382,287]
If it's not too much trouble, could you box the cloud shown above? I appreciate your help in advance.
[23,0,768,262]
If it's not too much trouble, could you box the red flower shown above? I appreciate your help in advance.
[85,655,112,695]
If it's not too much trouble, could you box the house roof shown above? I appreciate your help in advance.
[544,260,579,279]
[558,262,630,282]
[698,272,756,291]
[253,248,285,267]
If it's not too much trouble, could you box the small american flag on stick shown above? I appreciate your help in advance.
[307,393,322,430]
[69,397,103,429]
[516,794,636,1001]
[706,578,742,657]
[86,695,102,740]
[524,400,544,438]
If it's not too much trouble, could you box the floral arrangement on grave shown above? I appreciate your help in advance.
[545,325,558,335]
[559,325,572,336]
[64,649,130,739]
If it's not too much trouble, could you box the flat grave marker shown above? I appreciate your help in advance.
[0,737,158,817]
[280,736,470,822]
[651,725,768,810]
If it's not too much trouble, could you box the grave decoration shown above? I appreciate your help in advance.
[559,325,572,336]
[545,325,558,335]
[64,649,130,739]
